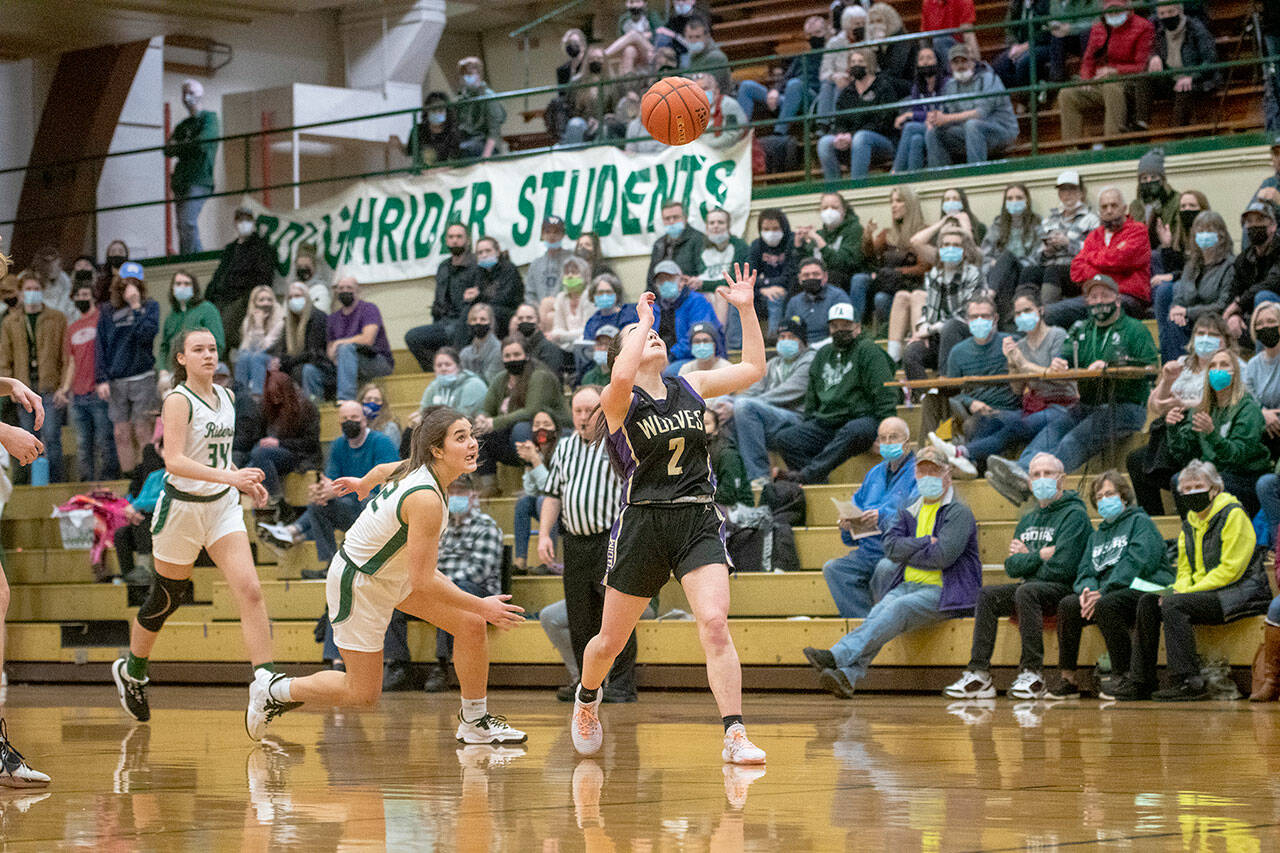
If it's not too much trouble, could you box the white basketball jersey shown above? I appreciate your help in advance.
[341,465,447,573]
[167,383,236,496]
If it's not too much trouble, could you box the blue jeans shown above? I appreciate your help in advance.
[733,398,804,480]
[925,118,1015,167]
[69,393,119,481]
[1021,402,1147,473]
[235,350,273,396]
[1257,473,1280,536]
[18,393,64,482]
[815,79,840,129]
[1268,595,1280,626]
[514,494,559,562]
[248,443,302,500]
[175,184,212,255]
[931,34,961,63]
[1152,281,1187,364]
[818,130,895,181]
[308,494,362,563]
[737,77,810,135]
[335,343,391,402]
[775,415,879,484]
[829,581,946,688]
[849,272,872,323]
[301,362,333,400]
[822,535,885,618]
[963,405,1073,470]
[893,121,926,173]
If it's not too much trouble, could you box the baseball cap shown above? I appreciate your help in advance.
[234,204,254,220]
[1243,201,1277,223]
[1084,273,1119,295]
[653,260,682,278]
[916,446,950,469]
[214,362,231,377]
[595,324,621,340]
[119,261,144,281]
[689,321,717,340]
[1055,169,1082,187]
[778,315,808,340]
[543,215,565,231]
[948,44,972,62]
[828,302,855,323]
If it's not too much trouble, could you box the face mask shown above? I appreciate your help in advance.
[967,317,994,340]
[1247,226,1271,248]
[939,245,964,265]
[878,441,903,461]
[707,230,730,247]
[628,7,644,18]
[831,328,856,348]
[952,68,974,83]
[674,1,693,13]
[664,222,685,240]
[1208,368,1233,391]
[588,61,604,74]
[448,243,468,257]
[517,321,539,338]
[1257,326,1280,349]
[296,265,314,282]
[544,238,564,252]
[428,109,447,125]
[1089,300,1118,324]
[1138,181,1163,202]
[281,295,306,316]
[447,495,471,514]
[565,42,581,58]
[1194,231,1220,251]
[22,290,42,308]
[1030,476,1059,502]
[809,36,826,49]
[107,254,126,270]
[691,341,715,360]
[918,475,945,499]
[2,297,16,309]
[941,200,964,216]
[437,371,459,385]
[917,64,940,81]
[760,229,783,247]
[337,291,356,307]
[504,359,527,376]
[800,277,824,295]
[534,428,555,447]
[236,220,254,238]
[776,338,800,359]
[362,401,383,421]
[849,65,868,81]
[1005,199,1027,216]
[470,323,490,339]
[1161,14,1181,31]
[74,298,92,314]
[1014,310,1039,333]
[173,285,194,304]
[1182,489,1212,514]
[1193,334,1221,357]
[341,420,363,440]
[462,73,481,88]
[74,269,94,284]
[478,256,498,270]
[658,279,680,300]
[183,93,198,109]
[594,292,617,311]
[686,41,705,54]
[819,208,843,227]
[1179,209,1200,232]
[1097,494,1125,521]
[593,349,609,366]
[562,275,584,293]
[703,87,715,104]
[1104,12,1129,28]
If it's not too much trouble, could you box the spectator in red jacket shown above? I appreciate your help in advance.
[1057,0,1155,143]
[920,0,979,62]
[1045,186,1152,328]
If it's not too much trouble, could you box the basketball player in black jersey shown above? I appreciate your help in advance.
[571,263,767,765]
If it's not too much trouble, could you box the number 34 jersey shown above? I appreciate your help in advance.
[166,383,237,496]
[607,375,714,505]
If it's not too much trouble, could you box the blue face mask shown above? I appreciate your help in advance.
[879,442,904,461]
[1005,199,1027,216]
[1030,476,1059,502]
[691,341,715,360]
[544,239,563,252]
[21,290,42,307]
[1014,310,1039,333]
[968,317,994,340]
[1208,368,1233,391]
[941,200,964,215]
[437,371,459,385]
[173,285,194,304]
[362,402,382,421]
[939,245,964,265]
[447,495,470,514]
[477,256,498,270]
[593,349,608,366]
[664,222,685,240]
[1194,231,1220,250]
[594,292,617,311]
[462,73,481,88]
[918,475,945,499]
[776,338,800,360]
[1096,494,1125,521]
[1193,334,1221,357]
[658,279,680,300]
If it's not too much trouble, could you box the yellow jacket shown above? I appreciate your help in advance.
[1174,491,1255,593]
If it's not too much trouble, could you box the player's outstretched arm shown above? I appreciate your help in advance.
[684,263,767,400]
[332,460,403,501]
[599,291,656,433]
[0,377,44,431]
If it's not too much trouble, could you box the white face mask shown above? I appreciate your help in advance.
[289,296,308,314]
[819,208,843,227]
[953,68,974,83]
[1104,12,1129,27]
[760,229,783,247]
[707,230,730,247]
[236,220,254,238]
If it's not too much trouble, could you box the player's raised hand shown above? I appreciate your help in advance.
[636,290,656,327]
[332,475,372,501]
[478,593,525,630]
[717,263,757,309]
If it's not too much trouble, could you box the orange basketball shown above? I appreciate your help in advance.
[641,76,711,146]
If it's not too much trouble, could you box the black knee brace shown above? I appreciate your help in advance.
[136,574,193,632]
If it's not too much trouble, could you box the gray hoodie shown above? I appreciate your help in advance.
[736,348,815,412]
[939,62,1018,140]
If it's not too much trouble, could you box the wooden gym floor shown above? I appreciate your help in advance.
[0,686,1278,850]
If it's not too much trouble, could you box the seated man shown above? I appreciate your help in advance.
[647,201,705,288]
[942,452,1091,701]
[650,261,720,367]
[744,303,896,485]
[822,416,918,618]
[328,276,394,402]
[987,273,1157,502]
[801,446,980,698]
[1225,202,1280,339]
[384,476,504,692]
[924,44,1019,168]
[1056,1,1155,142]
[782,258,851,346]
[1114,460,1271,701]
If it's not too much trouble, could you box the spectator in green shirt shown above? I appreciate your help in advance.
[164,80,220,255]
[455,57,506,161]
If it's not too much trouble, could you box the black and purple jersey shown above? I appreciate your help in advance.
[606,376,715,505]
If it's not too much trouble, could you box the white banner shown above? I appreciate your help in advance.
[245,137,754,284]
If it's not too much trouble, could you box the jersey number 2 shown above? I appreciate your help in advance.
[667,437,685,476]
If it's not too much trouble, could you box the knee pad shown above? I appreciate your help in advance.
[137,574,193,632]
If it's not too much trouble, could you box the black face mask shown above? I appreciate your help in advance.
[628,7,644,18]
[809,36,826,49]
[470,323,490,340]
[106,254,126,270]
[2,296,17,309]
[534,428,555,446]
[1179,209,1200,233]
[296,265,314,282]
[74,299,92,314]
[1138,180,1163,202]
[1160,14,1181,31]
[341,420,363,440]
[917,64,939,82]
[337,292,355,307]
[448,244,466,256]
[588,60,604,73]
[1257,326,1280,349]
[504,359,527,376]
[849,65,868,81]
[565,42,581,58]
[1248,225,1272,248]
[831,329,856,348]
[73,269,94,284]
[517,321,538,339]
[800,277,824,294]
[1182,490,1212,514]
[1089,300,1118,324]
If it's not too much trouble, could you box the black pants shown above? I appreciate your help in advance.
[1126,441,1177,517]
[1018,261,1073,302]
[1132,590,1225,685]
[563,530,638,694]
[113,520,152,573]
[1055,587,1143,675]
[988,250,1029,323]
[968,580,1072,672]
[404,320,465,372]
[904,318,969,383]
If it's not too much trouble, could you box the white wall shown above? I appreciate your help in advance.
[0,58,40,254]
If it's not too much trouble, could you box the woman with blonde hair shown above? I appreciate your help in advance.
[865,3,914,84]
[861,185,928,323]
[358,381,401,447]
[235,285,284,396]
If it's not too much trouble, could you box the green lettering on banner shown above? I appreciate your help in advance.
[375,197,406,263]
[414,192,445,258]
[540,171,566,221]
[512,176,537,246]
[678,154,703,213]
[344,197,378,265]
[320,212,344,269]
[563,169,596,240]
[400,195,419,261]
[442,187,468,251]
[647,163,673,226]
[593,165,618,237]
[621,168,649,236]
[468,182,492,236]
[704,159,735,211]
[269,220,306,275]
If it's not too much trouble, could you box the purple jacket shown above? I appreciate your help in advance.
[882,488,980,613]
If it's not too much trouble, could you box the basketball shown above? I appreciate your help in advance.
[641,76,711,146]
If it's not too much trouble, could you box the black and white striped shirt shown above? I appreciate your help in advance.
[542,432,621,536]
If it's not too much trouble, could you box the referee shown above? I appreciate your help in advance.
[538,385,637,702]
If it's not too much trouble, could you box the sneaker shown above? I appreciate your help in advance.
[1151,677,1209,702]
[111,658,150,723]
[246,671,302,741]
[422,664,449,693]
[382,661,413,692]
[984,468,1031,507]
[723,764,767,809]
[942,670,996,699]
[928,432,977,478]
[571,692,604,756]
[456,712,528,745]
[1099,676,1150,702]
[818,668,854,699]
[555,684,576,702]
[1044,676,1082,700]
[802,646,837,673]
[749,476,770,491]
[0,720,49,788]
[722,724,766,765]
[1008,670,1046,700]
[256,522,300,550]
[946,699,996,725]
